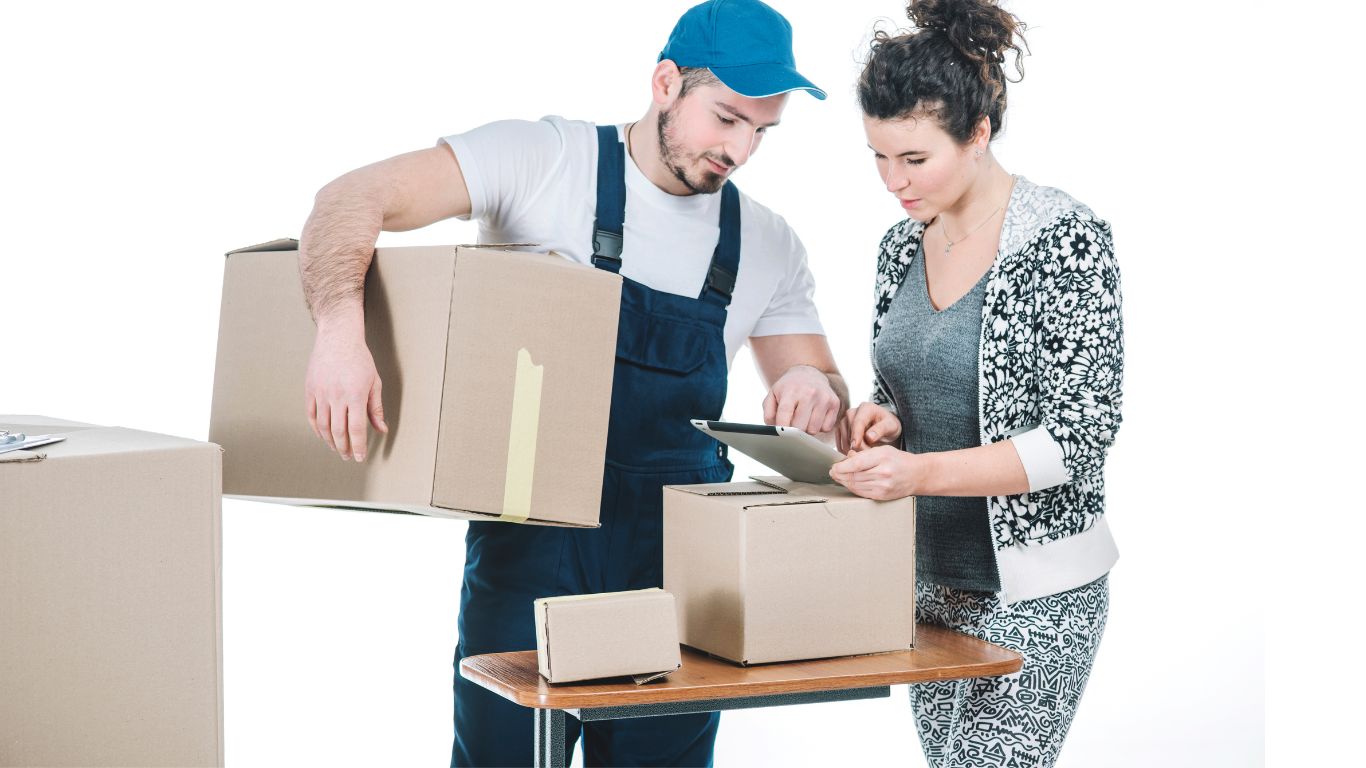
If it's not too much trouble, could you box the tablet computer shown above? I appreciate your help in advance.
[691,420,844,484]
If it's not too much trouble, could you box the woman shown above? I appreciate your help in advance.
[830,1,1124,765]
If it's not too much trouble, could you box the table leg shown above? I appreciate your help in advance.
[534,708,567,768]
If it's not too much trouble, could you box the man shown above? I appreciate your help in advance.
[298,1,847,764]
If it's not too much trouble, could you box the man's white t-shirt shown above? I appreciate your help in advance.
[440,116,824,365]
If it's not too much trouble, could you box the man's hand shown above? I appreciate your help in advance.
[297,143,472,462]
[828,445,924,501]
[304,316,387,462]
[762,364,842,435]
[837,401,902,453]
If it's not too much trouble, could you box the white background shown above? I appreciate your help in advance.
[1,1,1350,766]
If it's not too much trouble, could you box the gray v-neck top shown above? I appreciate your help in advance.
[873,245,1000,592]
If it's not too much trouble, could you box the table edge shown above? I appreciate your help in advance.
[461,649,1023,710]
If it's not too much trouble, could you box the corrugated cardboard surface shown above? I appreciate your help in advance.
[534,589,681,684]
[0,418,223,767]
[432,249,619,527]
[0,414,100,436]
[659,492,749,662]
[664,478,916,665]
[210,244,455,510]
[209,242,620,526]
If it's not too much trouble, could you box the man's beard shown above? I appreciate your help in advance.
[657,105,734,195]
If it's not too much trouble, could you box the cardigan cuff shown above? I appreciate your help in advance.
[996,516,1119,604]
[1010,426,1070,492]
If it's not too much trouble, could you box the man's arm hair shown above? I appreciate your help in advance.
[299,143,471,324]
[750,333,850,411]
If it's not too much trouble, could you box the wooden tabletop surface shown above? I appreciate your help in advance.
[460,624,1022,710]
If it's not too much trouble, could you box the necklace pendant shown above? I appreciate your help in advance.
[944,243,953,257]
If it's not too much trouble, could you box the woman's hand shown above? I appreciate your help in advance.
[836,402,902,454]
[829,445,927,500]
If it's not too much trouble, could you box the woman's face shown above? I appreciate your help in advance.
[863,112,982,222]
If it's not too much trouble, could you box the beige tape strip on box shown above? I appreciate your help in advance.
[499,348,543,523]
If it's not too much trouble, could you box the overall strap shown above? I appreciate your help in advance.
[699,181,741,308]
[591,125,625,273]
[593,123,742,304]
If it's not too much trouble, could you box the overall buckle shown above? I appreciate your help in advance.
[591,230,623,269]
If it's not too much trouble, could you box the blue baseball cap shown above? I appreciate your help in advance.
[659,0,826,100]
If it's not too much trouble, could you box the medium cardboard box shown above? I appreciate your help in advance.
[534,589,682,684]
[0,416,223,768]
[663,477,916,665]
[209,240,621,527]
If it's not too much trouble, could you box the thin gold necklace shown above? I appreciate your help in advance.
[936,203,1002,257]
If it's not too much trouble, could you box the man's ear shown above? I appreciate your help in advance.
[651,59,683,108]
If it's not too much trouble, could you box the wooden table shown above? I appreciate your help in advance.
[460,624,1022,767]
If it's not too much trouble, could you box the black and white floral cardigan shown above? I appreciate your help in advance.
[870,176,1124,604]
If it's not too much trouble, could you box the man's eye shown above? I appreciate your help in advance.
[717,115,735,125]
[906,158,926,165]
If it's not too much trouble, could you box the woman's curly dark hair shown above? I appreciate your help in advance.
[858,0,1028,144]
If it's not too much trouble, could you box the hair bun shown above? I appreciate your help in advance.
[908,0,1023,68]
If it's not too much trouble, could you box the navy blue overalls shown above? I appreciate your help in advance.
[451,126,740,767]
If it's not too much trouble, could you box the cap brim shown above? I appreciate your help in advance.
[707,62,827,101]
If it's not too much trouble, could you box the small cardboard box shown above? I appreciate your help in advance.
[534,589,682,684]
[1,416,223,768]
[209,240,621,527]
[664,477,916,665]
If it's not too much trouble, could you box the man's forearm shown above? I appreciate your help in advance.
[298,177,387,328]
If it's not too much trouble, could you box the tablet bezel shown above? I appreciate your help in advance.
[691,420,844,484]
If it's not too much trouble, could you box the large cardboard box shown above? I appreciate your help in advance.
[663,478,916,665]
[534,589,682,684]
[0,416,223,768]
[209,240,621,527]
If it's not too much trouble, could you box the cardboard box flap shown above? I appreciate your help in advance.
[454,242,541,250]
[0,417,87,464]
[631,669,677,685]
[226,241,537,258]
[0,450,47,464]
[226,238,298,255]
[454,246,600,278]
[742,497,828,509]
[0,415,99,431]
[668,477,831,509]
[1,420,212,463]
[0,425,213,461]
[536,587,667,606]
[751,475,860,499]
[670,480,788,497]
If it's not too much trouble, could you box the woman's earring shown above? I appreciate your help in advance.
[975,148,984,158]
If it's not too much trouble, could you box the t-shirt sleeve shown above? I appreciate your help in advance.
[750,225,826,338]
[439,117,568,228]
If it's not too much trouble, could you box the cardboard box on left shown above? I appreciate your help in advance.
[0,415,223,768]
[209,239,622,527]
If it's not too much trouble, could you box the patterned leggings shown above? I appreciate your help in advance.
[910,575,1110,768]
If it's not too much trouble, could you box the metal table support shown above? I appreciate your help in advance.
[534,686,891,768]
